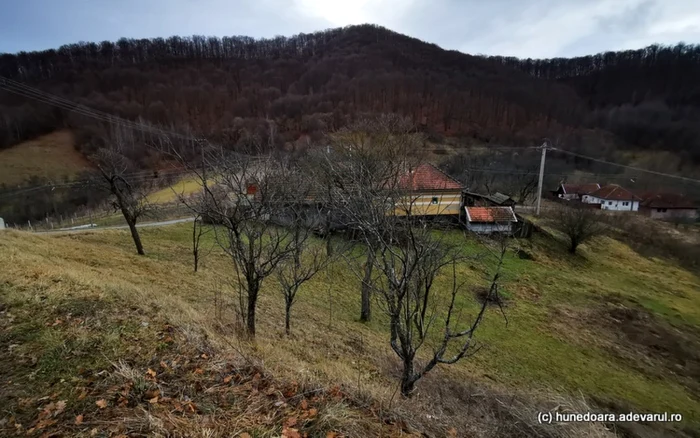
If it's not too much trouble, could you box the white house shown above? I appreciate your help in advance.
[464,206,517,234]
[581,185,640,211]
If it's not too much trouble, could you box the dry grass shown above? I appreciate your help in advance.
[1,225,698,437]
[0,130,92,186]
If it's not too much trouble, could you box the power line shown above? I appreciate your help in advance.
[551,147,700,184]
[0,75,204,142]
[0,168,192,200]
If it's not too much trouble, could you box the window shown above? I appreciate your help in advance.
[623,201,629,206]
[431,197,439,204]
[608,201,613,205]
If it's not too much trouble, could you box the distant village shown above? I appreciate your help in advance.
[551,182,699,221]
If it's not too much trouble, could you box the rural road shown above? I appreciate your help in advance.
[38,217,195,234]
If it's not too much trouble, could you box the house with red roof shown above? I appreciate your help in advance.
[464,206,518,234]
[394,163,464,217]
[637,192,698,221]
[581,184,641,211]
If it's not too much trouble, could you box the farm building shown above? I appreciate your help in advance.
[462,191,516,207]
[464,206,518,234]
[637,192,698,221]
[581,184,640,211]
[553,183,601,201]
[394,163,464,217]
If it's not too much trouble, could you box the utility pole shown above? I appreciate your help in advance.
[536,140,549,216]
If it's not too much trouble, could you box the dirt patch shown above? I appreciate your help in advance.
[473,286,508,307]
[549,301,700,398]
[605,306,700,384]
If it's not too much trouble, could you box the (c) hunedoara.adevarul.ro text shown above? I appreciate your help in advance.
[537,411,683,424]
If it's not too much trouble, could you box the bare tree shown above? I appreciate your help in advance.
[312,114,425,322]
[191,212,213,272]
[551,204,605,254]
[364,214,507,396]
[318,115,506,396]
[276,203,330,335]
[92,126,153,255]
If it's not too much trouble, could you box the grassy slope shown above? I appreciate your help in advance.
[0,130,92,186]
[146,176,209,204]
[1,225,699,436]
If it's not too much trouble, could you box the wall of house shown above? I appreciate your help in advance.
[643,207,699,221]
[581,195,601,204]
[600,199,638,211]
[559,193,579,200]
[395,191,462,216]
[582,195,638,211]
[466,222,513,234]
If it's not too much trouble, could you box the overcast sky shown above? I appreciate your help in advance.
[1,0,699,58]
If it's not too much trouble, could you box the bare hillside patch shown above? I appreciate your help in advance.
[0,130,92,186]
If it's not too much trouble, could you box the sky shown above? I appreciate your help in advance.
[1,0,699,58]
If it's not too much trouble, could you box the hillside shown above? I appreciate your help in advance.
[1,25,699,164]
[1,224,699,437]
[0,130,91,187]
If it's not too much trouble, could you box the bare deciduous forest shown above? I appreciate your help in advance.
[1,25,699,160]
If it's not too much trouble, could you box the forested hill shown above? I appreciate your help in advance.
[1,24,699,162]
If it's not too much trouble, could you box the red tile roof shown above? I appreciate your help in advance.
[589,184,641,201]
[638,192,698,209]
[465,207,517,223]
[562,183,600,195]
[398,163,463,191]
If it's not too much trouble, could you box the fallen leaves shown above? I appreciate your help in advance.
[38,400,67,420]
[75,415,84,425]
[282,426,302,438]
[95,399,108,409]
[239,433,252,438]
[146,368,157,380]
[223,375,233,384]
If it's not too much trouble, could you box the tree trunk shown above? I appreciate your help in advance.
[400,357,416,397]
[127,219,145,255]
[285,299,292,335]
[192,218,199,272]
[246,284,258,337]
[360,248,374,322]
[569,240,578,254]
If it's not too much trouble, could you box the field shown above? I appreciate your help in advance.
[0,130,92,187]
[146,176,210,204]
[1,224,699,437]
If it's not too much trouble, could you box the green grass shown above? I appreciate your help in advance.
[146,176,212,204]
[1,223,699,434]
[133,224,700,422]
